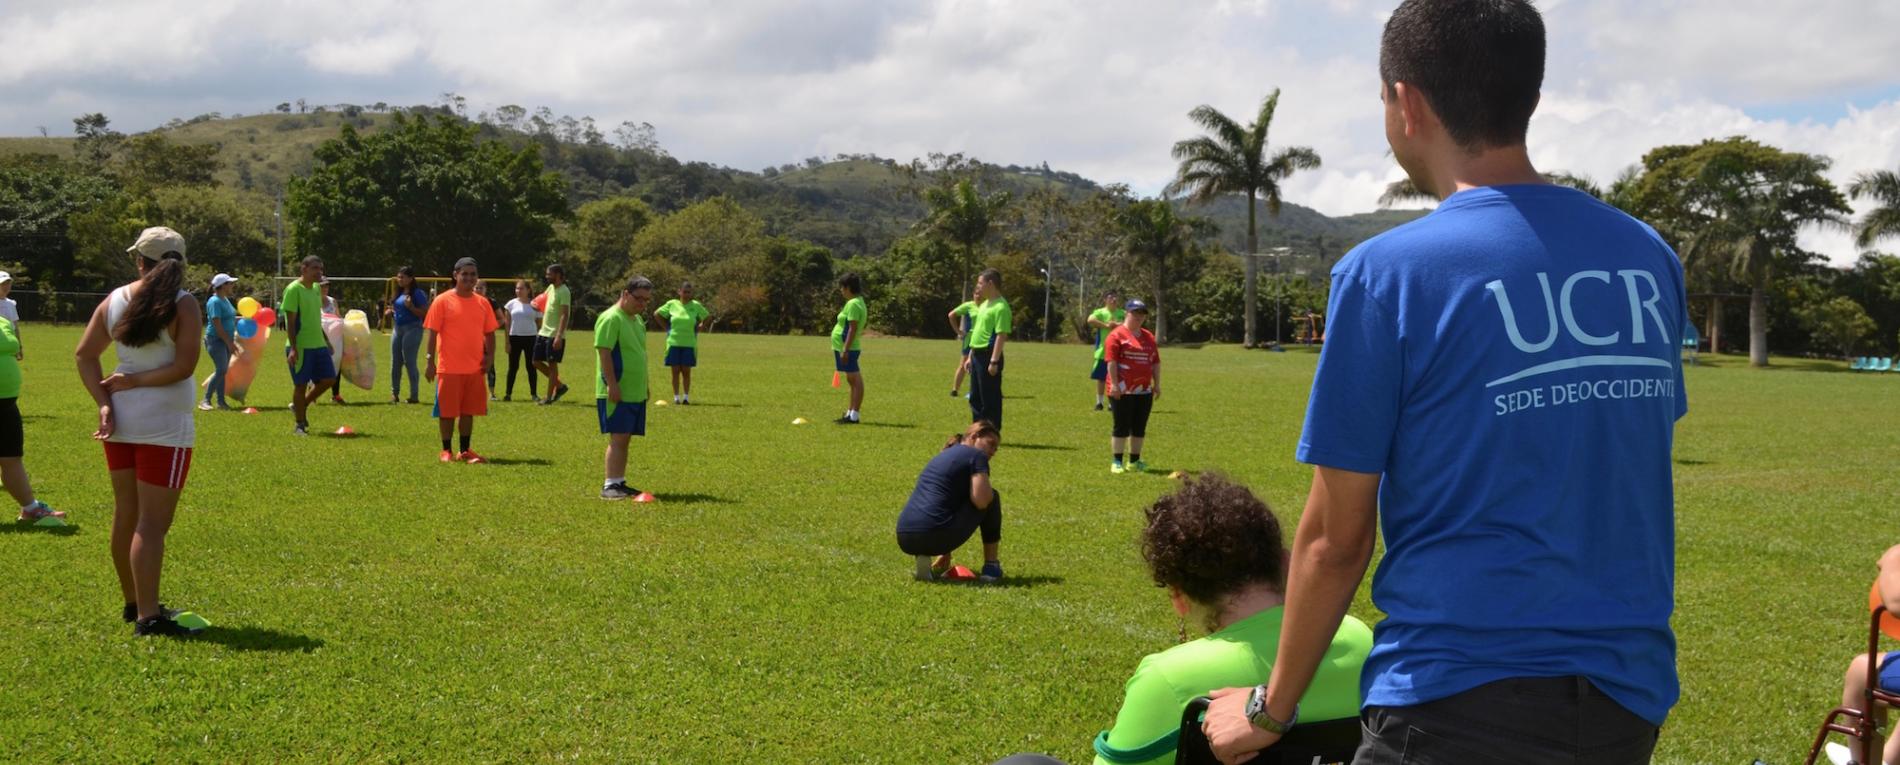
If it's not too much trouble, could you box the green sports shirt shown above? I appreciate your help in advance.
[968,297,1012,350]
[1090,307,1126,361]
[282,280,327,350]
[831,296,866,352]
[538,283,571,338]
[593,304,648,402]
[1091,608,1372,765]
[951,300,978,348]
[0,318,20,398]
[658,298,710,348]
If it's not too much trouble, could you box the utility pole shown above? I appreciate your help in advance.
[1270,246,1292,346]
[1039,264,1052,342]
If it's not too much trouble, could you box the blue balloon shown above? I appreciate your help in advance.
[236,317,258,339]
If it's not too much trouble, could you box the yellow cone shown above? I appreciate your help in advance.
[792,417,808,425]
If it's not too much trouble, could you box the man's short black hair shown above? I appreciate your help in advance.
[301,255,323,269]
[625,276,653,293]
[978,268,1002,289]
[837,272,862,293]
[1380,0,1545,151]
[453,257,478,272]
[545,263,564,277]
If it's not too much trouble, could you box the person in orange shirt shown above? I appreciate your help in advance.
[1103,299,1160,474]
[424,257,500,463]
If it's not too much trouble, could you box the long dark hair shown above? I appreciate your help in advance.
[114,255,185,347]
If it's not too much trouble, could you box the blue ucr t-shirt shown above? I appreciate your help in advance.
[896,444,990,534]
[204,295,237,340]
[1296,185,1687,726]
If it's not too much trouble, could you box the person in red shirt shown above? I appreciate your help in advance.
[423,257,499,463]
[1104,299,1159,474]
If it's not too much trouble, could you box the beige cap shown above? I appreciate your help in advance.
[0,272,12,284]
[126,226,187,262]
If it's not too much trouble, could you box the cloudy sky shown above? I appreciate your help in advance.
[3,0,1896,264]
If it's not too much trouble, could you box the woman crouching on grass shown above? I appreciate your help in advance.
[896,421,1004,583]
[76,226,205,637]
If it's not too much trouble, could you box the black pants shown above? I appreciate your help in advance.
[1353,677,1658,765]
[896,492,1001,556]
[968,345,1003,430]
[1111,393,1152,438]
[506,335,539,398]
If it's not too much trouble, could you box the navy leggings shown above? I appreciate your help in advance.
[897,491,1002,556]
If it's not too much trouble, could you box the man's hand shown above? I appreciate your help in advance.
[1203,686,1277,764]
[424,360,436,382]
[607,386,621,404]
[1152,384,1161,402]
[553,335,565,350]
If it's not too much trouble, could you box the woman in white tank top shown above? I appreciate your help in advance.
[75,226,207,637]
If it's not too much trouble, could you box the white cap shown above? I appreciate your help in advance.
[0,272,12,284]
[211,273,236,289]
[127,226,187,262]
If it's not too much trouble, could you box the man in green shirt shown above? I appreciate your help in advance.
[655,281,711,405]
[1087,290,1125,411]
[282,256,336,436]
[533,263,572,405]
[595,276,654,502]
[830,272,867,424]
[946,285,979,398]
[966,268,1010,431]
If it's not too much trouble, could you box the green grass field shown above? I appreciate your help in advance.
[1,325,1895,764]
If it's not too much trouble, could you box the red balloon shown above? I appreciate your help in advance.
[254,307,277,328]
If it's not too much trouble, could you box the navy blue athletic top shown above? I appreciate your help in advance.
[897,444,990,533]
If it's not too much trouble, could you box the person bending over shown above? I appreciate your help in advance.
[1830,544,1900,765]
[896,421,1003,583]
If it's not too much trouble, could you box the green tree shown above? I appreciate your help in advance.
[115,133,222,192]
[918,178,1010,296]
[627,196,766,273]
[0,154,118,287]
[286,113,568,278]
[565,196,656,303]
[1166,89,1321,347]
[1848,169,1900,249]
[1616,137,1849,367]
[1113,199,1212,343]
[1797,295,1878,357]
[761,239,834,333]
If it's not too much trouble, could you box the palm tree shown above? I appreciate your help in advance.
[1113,199,1210,343]
[1617,137,1849,367]
[1848,169,1900,248]
[1166,89,1320,347]
[918,179,1011,296]
[1377,171,1603,207]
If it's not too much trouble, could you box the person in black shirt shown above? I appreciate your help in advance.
[896,420,1003,583]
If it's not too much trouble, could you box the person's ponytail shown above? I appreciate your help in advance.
[113,255,185,347]
[944,420,1000,450]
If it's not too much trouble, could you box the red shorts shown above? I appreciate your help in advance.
[434,373,488,418]
[103,442,194,489]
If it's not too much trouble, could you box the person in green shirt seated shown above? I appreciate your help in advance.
[1091,474,1371,765]
[655,281,711,405]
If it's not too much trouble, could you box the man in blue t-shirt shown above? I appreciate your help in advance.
[1203,2,1686,763]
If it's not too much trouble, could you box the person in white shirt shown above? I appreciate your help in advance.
[502,278,543,402]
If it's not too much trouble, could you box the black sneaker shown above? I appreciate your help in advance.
[600,482,635,501]
[834,415,860,425]
[1093,402,1104,411]
[549,384,570,403]
[134,614,203,637]
[122,603,180,623]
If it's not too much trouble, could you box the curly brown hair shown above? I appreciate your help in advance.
[1140,474,1287,606]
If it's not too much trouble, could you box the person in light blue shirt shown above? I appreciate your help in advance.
[1202,2,1686,763]
[200,273,241,410]
[389,265,429,403]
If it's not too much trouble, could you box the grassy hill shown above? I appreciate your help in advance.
[0,112,1420,259]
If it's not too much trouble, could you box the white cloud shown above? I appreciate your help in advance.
[0,0,1895,265]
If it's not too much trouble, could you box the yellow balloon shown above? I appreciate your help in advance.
[237,296,260,318]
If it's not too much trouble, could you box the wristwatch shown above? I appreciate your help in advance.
[1244,684,1298,735]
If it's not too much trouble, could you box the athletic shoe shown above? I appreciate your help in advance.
[834,415,860,425]
[134,614,205,637]
[601,483,635,501]
[439,450,456,463]
[197,401,214,411]
[950,390,959,397]
[293,424,308,436]
[503,394,511,402]
[17,501,64,523]
[1130,460,1149,473]
[406,398,419,404]
[549,384,570,403]
[122,603,180,623]
[978,561,1004,583]
[1110,461,1126,475]
[681,397,690,405]
[389,395,400,404]
[1093,402,1104,411]
[459,451,486,465]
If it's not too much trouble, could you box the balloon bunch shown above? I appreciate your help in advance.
[235,297,277,339]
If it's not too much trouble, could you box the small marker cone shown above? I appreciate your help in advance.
[33,516,66,528]
[831,371,841,388]
[1169,470,1187,480]
[242,407,259,414]
[334,426,355,436]
[654,399,668,406]
[632,492,656,503]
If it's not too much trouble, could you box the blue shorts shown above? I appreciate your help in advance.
[834,350,861,374]
[1881,651,1900,692]
[597,399,648,435]
[292,347,337,385]
[961,345,971,357]
[664,345,697,368]
[1090,359,1108,380]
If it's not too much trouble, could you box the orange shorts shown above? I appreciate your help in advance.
[103,442,194,489]
[433,372,488,418]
